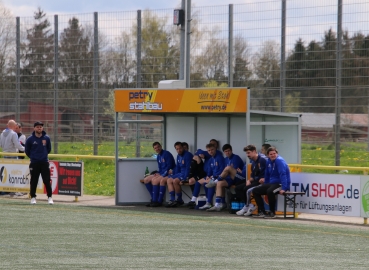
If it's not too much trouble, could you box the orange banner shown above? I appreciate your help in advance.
[114,88,247,113]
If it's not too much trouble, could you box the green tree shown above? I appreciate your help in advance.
[136,11,179,88]
[0,3,15,97]
[59,17,93,111]
[233,35,252,87]
[20,8,54,101]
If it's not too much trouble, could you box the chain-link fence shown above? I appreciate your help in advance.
[1,1,369,163]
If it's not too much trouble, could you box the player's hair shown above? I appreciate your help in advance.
[243,144,256,152]
[182,142,189,149]
[206,143,216,149]
[174,141,183,148]
[262,143,271,152]
[209,139,219,149]
[152,142,161,148]
[267,146,278,154]
[222,143,232,152]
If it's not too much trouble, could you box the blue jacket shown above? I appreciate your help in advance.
[195,149,222,173]
[250,153,267,182]
[264,155,291,191]
[225,154,244,171]
[157,149,175,177]
[207,151,225,178]
[173,150,193,180]
[25,131,51,163]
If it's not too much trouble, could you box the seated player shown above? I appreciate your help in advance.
[196,143,225,210]
[206,144,244,212]
[182,142,189,152]
[252,147,291,219]
[185,150,208,209]
[143,142,175,207]
[235,144,267,216]
[185,139,222,208]
[165,142,193,207]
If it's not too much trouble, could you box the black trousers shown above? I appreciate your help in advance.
[29,162,52,198]
[234,180,259,203]
[252,183,281,214]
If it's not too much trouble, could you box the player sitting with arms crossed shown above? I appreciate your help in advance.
[194,143,225,210]
[143,142,175,207]
[205,144,244,212]
[165,141,193,207]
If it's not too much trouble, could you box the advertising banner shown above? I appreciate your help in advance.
[1,159,83,196]
[0,159,43,193]
[277,173,363,217]
[114,88,247,113]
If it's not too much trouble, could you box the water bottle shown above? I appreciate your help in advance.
[144,166,149,177]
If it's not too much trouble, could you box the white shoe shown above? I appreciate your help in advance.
[244,204,256,216]
[236,205,249,216]
[199,202,212,210]
[205,178,217,188]
[48,197,54,205]
[207,205,221,212]
[31,197,36,204]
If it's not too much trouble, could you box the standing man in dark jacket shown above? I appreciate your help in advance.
[25,121,53,205]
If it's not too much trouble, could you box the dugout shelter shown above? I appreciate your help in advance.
[114,83,301,205]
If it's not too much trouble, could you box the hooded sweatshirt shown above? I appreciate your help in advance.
[0,128,25,153]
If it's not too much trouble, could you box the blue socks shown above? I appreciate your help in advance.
[145,183,153,199]
[176,192,183,202]
[193,181,201,197]
[158,186,166,203]
[152,185,159,202]
[207,187,215,203]
[169,191,175,201]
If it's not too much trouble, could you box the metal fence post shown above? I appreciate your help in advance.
[179,0,185,80]
[53,15,59,154]
[335,0,342,166]
[228,4,233,87]
[185,0,191,88]
[137,10,142,88]
[93,12,99,155]
[16,17,20,122]
[280,0,286,112]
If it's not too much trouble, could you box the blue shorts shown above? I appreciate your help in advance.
[235,172,245,181]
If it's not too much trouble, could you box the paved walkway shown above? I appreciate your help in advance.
[3,193,368,226]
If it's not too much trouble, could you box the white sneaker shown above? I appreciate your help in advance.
[48,197,54,205]
[205,178,217,188]
[236,205,249,216]
[30,197,36,204]
[244,204,256,216]
[207,205,221,212]
[199,202,212,210]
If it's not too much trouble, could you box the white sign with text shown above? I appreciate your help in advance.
[277,173,364,217]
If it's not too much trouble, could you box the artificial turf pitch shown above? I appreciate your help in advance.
[1,198,368,269]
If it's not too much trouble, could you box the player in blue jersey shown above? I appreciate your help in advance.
[206,144,245,211]
[165,142,193,207]
[252,146,291,219]
[143,142,175,207]
[195,143,225,210]
[235,145,267,216]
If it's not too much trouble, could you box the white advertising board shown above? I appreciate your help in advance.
[0,159,43,193]
[277,173,363,217]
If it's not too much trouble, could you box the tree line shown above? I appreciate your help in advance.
[1,5,369,116]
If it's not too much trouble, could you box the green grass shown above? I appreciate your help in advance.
[1,199,368,269]
[46,141,369,196]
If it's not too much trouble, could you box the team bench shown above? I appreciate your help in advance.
[139,179,304,218]
[282,191,306,218]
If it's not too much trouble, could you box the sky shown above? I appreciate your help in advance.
[2,0,249,17]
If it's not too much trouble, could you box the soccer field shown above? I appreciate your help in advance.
[1,198,368,269]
